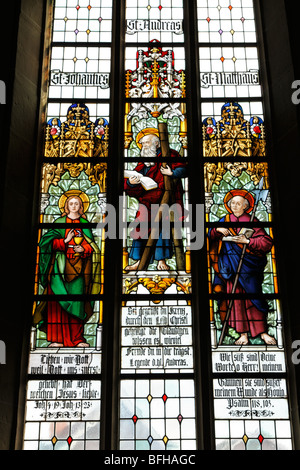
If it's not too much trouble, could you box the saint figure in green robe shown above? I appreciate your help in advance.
[33,193,101,347]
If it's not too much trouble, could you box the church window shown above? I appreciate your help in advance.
[21,0,294,451]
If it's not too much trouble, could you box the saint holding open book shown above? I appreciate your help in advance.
[208,189,276,346]
[124,128,187,271]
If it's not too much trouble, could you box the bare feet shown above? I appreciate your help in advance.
[235,333,249,345]
[234,332,277,346]
[157,260,170,270]
[76,342,90,347]
[48,342,64,348]
[125,261,140,271]
[261,333,276,345]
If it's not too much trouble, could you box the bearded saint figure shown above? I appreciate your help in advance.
[33,193,101,348]
[208,190,276,346]
[124,128,187,271]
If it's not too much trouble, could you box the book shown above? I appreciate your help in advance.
[124,170,158,191]
[222,227,254,242]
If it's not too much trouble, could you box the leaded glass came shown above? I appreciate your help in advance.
[21,0,295,452]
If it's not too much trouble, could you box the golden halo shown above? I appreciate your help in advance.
[136,128,160,149]
[224,189,254,214]
[58,190,90,214]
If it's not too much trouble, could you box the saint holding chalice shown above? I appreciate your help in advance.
[33,190,101,348]
[72,228,84,257]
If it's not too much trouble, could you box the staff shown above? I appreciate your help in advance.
[138,122,185,271]
[218,178,268,346]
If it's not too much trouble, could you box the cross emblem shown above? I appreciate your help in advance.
[228,102,238,114]
[73,103,86,117]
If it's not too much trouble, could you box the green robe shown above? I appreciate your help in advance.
[33,216,101,328]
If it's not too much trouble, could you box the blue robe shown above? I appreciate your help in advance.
[209,213,273,336]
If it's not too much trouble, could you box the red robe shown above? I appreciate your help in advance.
[209,213,273,338]
[124,152,187,239]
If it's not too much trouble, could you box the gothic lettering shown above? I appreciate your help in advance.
[50,70,110,88]
[200,70,260,88]
[126,19,183,35]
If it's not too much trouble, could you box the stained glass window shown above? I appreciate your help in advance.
[23,0,112,451]
[120,379,196,450]
[52,0,113,43]
[198,0,293,450]
[21,0,296,452]
[125,0,184,44]
[120,0,197,450]
[197,0,257,43]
